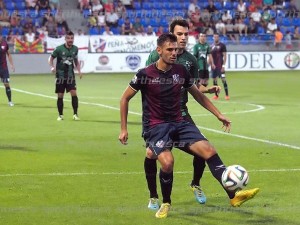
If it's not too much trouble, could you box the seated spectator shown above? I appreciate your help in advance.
[200,9,210,23]
[286,0,299,15]
[91,0,103,13]
[215,19,226,35]
[103,0,114,13]
[24,28,36,43]
[248,18,258,34]
[188,22,199,37]
[55,8,69,31]
[36,0,49,10]
[261,9,271,28]
[132,17,144,35]
[188,0,199,18]
[26,0,37,10]
[36,26,48,42]
[121,0,134,10]
[266,18,277,33]
[121,17,132,35]
[285,31,292,49]
[263,0,273,10]
[248,0,258,12]
[145,26,156,36]
[235,18,248,36]
[294,26,300,39]
[206,0,217,13]
[7,31,16,46]
[88,11,98,27]
[10,11,21,28]
[252,0,263,9]
[75,29,84,36]
[205,21,215,35]
[78,0,90,12]
[57,26,67,37]
[0,9,10,27]
[97,11,106,27]
[211,10,222,24]
[106,8,119,28]
[251,7,262,23]
[45,15,57,37]
[22,15,34,34]
[190,6,201,24]
[222,11,232,23]
[156,26,164,36]
[49,0,59,10]
[225,19,237,42]
[42,7,54,26]
[0,0,4,9]
[115,1,126,18]
[236,0,247,18]
[102,25,114,35]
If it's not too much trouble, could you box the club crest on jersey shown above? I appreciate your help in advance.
[185,61,192,71]
[155,140,165,148]
[131,75,137,84]
[172,74,180,83]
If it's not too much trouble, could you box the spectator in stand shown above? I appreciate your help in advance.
[248,18,258,34]
[78,0,90,12]
[21,15,34,34]
[235,18,248,36]
[273,28,283,49]
[10,11,21,28]
[26,0,37,10]
[115,0,126,19]
[36,0,49,10]
[211,9,222,24]
[285,31,292,49]
[188,0,199,18]
[49,0,59,10]
[106,8,119,28]
[0,9,11,27]
[75,29,84,36]
[261,9,271,28]
[201,8,211,23]
[55,8,69,31]
[57,26,67,37]
[188,22,200,37]
[222,11,232,23]
[225,19,237,42]
[248,0,257,12]
[294,26,300,40]
[215,18,226,35]
[236,0,247,18]
[102,25,114,35]
[45,15,57,37]
[42,7,54,26]
[132,17,144,35]
[263,0,273,10]
[250,7,262,23]
[204,21,215,35]
[145,26,156,36]
[206,0,217,13]
[286,0,299,15]
[156,26,164,36]
[266,18,277,34]
[91,0,103,13]
[103,0,114,13]
[24,28,36,43]
[97,11,106,27]
[0,0,4,9]
[120,0,134,10]
[88,11,98,27]
[7,31,16,47]
[252,0,263,9]
[121,17,132,35]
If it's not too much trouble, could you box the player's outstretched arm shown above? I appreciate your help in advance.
[119,86,137,145]
[188,85,231,132]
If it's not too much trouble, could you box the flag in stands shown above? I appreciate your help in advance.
[14,38,44,53]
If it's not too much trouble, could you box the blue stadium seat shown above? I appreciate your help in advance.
[282,18,292,26]
[89,27,99,35]
[133,2,141,10]
[1,27,10,36]
[142,2,152,10]
[293,18,300,27]
[215,2,223,10]
[258,27,265,34]
[111,27,120,35]
[5,2,15,10]
[223,1,233,10]
[15,2,26,10]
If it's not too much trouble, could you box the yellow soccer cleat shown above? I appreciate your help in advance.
[230,188,260,207]
[155,203,171,219]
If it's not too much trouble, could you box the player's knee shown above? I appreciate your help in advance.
[161,160,174,173]
[146,148,156,159]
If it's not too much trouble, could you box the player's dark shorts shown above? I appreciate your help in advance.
[0,68,10,83]
[211,69,226,79]
[199,70,209,79]
[142,121,207,156]
[55,77,77,93]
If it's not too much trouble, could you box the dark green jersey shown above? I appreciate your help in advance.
[193,42,210,71]
[146,49,199,115]
[51,44,78,78]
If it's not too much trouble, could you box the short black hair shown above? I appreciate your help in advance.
[66,30,74,36]
[157,33,177,47]
[169,18,189,33]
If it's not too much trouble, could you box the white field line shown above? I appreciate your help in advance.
[7,87,300,150]
[0,168,300,177]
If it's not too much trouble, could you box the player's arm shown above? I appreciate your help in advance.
[74,57,82,79]
[208,53,215,69]
[119,86,137,145]
[6,50,15,72]
[188,85,231,132]
[221,46,227,73]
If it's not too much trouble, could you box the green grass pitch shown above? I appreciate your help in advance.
[0,71,299,225]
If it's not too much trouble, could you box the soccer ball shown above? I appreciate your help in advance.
[221,165,249,191]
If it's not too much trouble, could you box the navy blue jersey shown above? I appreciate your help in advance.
[129,63,194,130]
[0,40,9,70]
[210,42,226,70]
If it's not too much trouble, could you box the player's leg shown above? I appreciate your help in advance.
[182,113,206,204]
[1,70,13,106]
[211,70,219,99]
[68,78,79,120]
[55,78,65,120]
[199,70,209,87]
[221,75,229,100]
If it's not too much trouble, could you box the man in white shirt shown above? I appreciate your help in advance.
[266,18,277,34]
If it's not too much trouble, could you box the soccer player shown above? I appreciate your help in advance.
[211,33,230,100]
[119,33,259,218]
[0,35,15,106]
[193,33,215,87]
[145,18,220,210]
[48,30,82,121]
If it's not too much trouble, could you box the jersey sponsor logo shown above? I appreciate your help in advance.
[131,75,138,84]
[284,52,300,69]
[126,55,141,70]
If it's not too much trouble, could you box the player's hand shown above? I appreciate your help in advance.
[207,85,221,94]
[51,66,56,73]
[119,130,128,145]
[78,73,83,79]
[221,67,225,73]
[211,63,216,70]
[218,114,231,133]
[11,65,15,72]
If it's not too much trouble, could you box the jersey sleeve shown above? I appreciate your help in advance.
[182,66,194,89]
[193,44,198,58]
[129,69,144,92]
[145,50,159,66]
[51,47,58,58]
[221,43,227,52]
